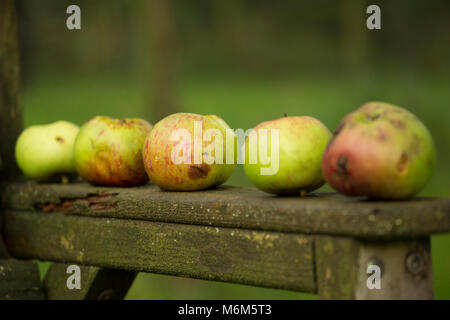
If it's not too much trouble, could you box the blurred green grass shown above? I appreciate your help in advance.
[25,72,450,299]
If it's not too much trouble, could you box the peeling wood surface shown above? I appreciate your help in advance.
[45,263,136,300]
[3,182,450,239]
[4,210,316,293]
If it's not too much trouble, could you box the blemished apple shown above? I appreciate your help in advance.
[322,102,436,199]
[243,116,332,195]
[142,113,236,191]
[15,121,80,182]
[74,116,152,186]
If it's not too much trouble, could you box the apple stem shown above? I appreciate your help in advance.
[284,113,287,117]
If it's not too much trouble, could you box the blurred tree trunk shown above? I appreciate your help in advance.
[339,0,369,72]
[16,0,32,86]
[147,0,178,122]
[0,0,22,180]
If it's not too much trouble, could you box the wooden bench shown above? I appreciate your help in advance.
[1,0,449,300]
[1,181,450,299]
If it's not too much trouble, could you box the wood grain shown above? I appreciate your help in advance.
[3,182,450,239]
[4,210,316,293]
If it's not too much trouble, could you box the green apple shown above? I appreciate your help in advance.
[243,116,332,195]
[15,121,80,182]
[322,102,436,199]
[142,113,236,191]
[74,116,152,186]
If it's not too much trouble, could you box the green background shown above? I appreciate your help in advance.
[17,0,450,299]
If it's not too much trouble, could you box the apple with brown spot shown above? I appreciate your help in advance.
[142,113,236,191]
[74,116,152,186]
[322,102,436,199]
[15,121,80,182]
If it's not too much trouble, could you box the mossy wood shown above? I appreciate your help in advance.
[3,183,447,299]
[4,210,316,293]
[0,259,45,300]
[3,182,450,239]
[315,236,433,299]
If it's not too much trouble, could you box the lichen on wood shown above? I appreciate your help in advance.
[0,259,45,300]
[4,210,316,293]
[3,182,450,239]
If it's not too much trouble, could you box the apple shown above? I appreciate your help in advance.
[74,116,152,186]
[15,121,80,182]
[243,116,332,195]
[322,102,436,199]
[142,113,236,191]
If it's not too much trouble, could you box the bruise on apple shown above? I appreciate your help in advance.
[188,164,210,179]
[83,152,148,187]
[390,119,405,129]
[322,102,436,199]
[336,155,349,177]
[397,152,409,174]
[366,113,380,121]
[75,116,152,187]
[377,128,388,142]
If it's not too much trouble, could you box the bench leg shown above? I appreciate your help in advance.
[0,236,45,300]
[44,263,137,300]
[315,236,433,299]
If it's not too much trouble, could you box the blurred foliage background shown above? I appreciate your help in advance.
[16,0,450,299]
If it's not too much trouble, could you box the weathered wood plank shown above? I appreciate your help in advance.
[4,210,316,293]
[44,263,136,300]
[354,238,433,299]
[3,182,450,239]
[0,259,45,300]
[315,236,359,299]
[316,236,433,299]
[0,0,22,180]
